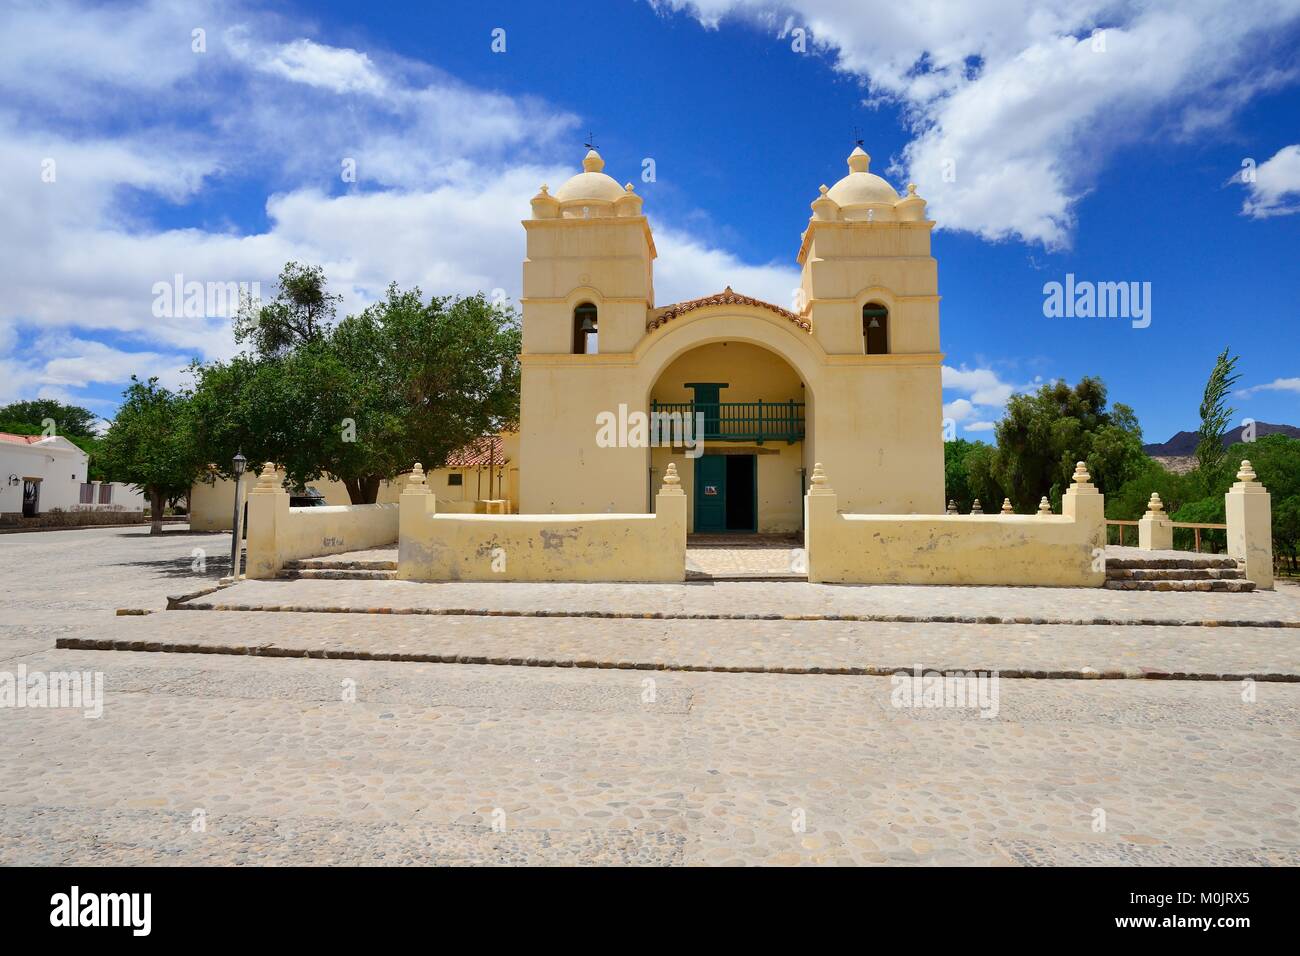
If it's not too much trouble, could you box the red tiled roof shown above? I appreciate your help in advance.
[445,436,508,468]
[647,286,812,333]
[0,432,42,444]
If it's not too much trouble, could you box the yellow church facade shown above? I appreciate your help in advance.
[517,146,945,532]
[238,147,1276,589]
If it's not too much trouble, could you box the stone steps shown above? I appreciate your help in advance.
[1107,567,1246,581]
[278,568,397,581]
[1104,579,1255,592]
[1106,556,1239,570]
[279,558,397,581]
[1104,554,1253,592]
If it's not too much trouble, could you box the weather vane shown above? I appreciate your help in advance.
[584,131,597,150]
[852,125,864,148]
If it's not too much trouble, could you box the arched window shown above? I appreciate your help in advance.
[573,302,598,354]
[863,303,889,355]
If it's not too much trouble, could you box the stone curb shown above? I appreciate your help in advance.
[52,636,1300,682]
[165,581,239,610]
[169,601,1300,629]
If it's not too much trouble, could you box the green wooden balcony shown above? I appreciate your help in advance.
[650,400,805,444]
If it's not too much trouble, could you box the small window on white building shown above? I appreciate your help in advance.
[448,473,463,486]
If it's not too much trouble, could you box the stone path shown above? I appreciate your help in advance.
[55,609,1300,681]
[3,646,1297,866]
[3,524,1299,866]
[185,575,1300,627]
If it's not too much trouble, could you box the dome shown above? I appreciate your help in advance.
[554,149,626,204]
[826,146,899,207]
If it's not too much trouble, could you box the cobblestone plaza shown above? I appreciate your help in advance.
[2,526,1298,865]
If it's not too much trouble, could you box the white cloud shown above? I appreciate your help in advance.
[942,365,1022,408]
[652,227,800,309]
[942,364,1038,434]
[1237,376,1300,397]
[943,397,976,423]
[0,333,192,406]
[1238,144,1300,218]
[0,1,800,415]
[658,0,1300,247]
[247,37,387,94]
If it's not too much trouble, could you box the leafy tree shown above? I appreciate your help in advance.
[1108,457,1192,521]
[992,377,1144,510]
[943,439,977,510]
[193,269,521,504]
[234,261,340,358]
[1170,496,1226,553]
[943,439,1009,512]
[1195,347,1240,479]
[1275,496,1300,573]
[0,399,100,439]
[98,377,203,533]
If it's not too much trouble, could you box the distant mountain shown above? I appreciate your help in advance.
[1143,422,1300,457]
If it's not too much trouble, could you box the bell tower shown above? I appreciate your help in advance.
[793,145,945,514]
[520,149,657,356]
[797,146,939,357]
[517,149,659,516]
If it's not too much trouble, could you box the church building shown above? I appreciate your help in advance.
[517,145,945,533]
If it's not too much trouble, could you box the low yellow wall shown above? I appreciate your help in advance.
[194,466,513,532]
[245,468,399,579]
[397,465,687,582]
[805,465,1106,587]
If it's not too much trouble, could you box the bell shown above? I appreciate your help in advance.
[579,316,597,333]
[868,317,880,328]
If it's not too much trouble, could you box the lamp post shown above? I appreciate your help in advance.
[230,451,247,580]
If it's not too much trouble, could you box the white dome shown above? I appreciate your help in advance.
[554,149,625,204]
[826,146,899,207]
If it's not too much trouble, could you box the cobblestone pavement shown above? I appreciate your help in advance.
[194,575,1300,626]
[2,525,1299,865]
[3,647,1298,865]
[0,525,233,625]
[60,610,1300,680]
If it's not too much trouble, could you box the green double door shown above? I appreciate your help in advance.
[693,454,756,533]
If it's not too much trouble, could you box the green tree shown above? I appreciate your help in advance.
[98,377,203,533]
[0,399,100,438]
[992,377,1144,510]
[1195,347,1240,479]
[943,439,1008,513]
[192,271,521,504]
[234,261,340,358]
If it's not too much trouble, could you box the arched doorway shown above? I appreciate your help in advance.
[648,340,808,534]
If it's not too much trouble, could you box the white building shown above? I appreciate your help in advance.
[0,432,144,519]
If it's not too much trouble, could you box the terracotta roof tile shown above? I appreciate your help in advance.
[445,436,508,468]
[647,286,811,333]
[0,432,42,444]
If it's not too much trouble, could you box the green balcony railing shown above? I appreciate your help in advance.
[650,400,805,444]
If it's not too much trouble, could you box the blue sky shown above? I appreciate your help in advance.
[1,0,1298,443]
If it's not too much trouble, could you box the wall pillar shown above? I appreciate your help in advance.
[1062,461,1105,585]
[1137,492,1173,550]
[655,463,688,577]
[803,462,838,584]
[397,463,437,580]
[1226,459,1273,590]
[245,462,290,579]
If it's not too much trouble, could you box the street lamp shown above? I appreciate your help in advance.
[230,450,247,579]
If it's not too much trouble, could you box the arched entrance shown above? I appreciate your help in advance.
[647,339,809,534]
